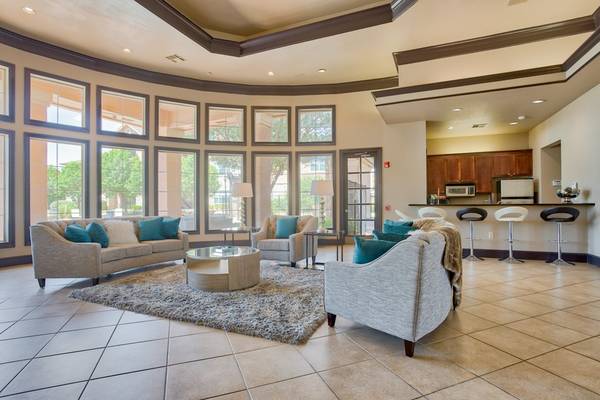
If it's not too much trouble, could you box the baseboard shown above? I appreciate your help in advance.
[463,248,589,263]
[0,255,32,267]
[588,253,600,267]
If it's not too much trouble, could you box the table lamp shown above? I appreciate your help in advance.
[310,180,334,233]
[232,182,253,229]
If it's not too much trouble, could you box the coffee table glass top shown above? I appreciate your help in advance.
[186,246,258,260]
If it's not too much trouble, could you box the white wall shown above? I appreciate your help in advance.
[530,83,600,257]
[427,132,530,155]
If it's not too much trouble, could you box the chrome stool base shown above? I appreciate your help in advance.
[464,254,484,262]
[499,256,524,264]
[546,258,575,266]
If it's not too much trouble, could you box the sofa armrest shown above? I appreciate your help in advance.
[30,224,101,279]
[177,231,189,251]
[251,223,268,247]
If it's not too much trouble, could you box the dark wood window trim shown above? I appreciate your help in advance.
[24,68,90,133]
[205,103,247,146]
[24,132,90,246]
[340,147,383,236]
[295,105,336,146]
[204,150,247,234]
[295,150,337,230]
[154,146,201,234]
[0,129,14,248]
[251,151,293,228]
[251,106,292,146]
[154,96,200,144]
[0,60,15,123]
[96,86,150,139]
[97,141,149,218]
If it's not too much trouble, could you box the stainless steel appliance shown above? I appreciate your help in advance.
[445,183,476,197]
[497,177,534,204]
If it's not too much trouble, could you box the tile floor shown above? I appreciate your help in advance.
[0,247,599,399]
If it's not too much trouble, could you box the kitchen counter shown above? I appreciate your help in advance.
[408,203,595,207]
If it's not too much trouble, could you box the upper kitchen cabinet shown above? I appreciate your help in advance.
[427,156,447,195]
[475,155,494,193]
[492,150,533,178]
[514,151,533,176]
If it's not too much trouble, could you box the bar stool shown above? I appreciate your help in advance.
[540,206,579,266]
[495,207,528,263]
[456,207,488,261]
[418,207,447,219]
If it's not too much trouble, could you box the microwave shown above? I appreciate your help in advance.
[445,184,476,197]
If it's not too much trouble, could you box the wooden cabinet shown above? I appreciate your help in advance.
[493,153,515,177]
[475,155,494,193]
[444,155,475,183]
[459,155,475,182]
[514,152,533,176]
[427,156,447,195]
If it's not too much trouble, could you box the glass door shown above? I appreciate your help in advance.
[341,148,382,236]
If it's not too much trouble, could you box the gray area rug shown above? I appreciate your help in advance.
[70,262,325,344]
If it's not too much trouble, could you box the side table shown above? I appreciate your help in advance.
[221,227,258,246]
[303,230,345,269]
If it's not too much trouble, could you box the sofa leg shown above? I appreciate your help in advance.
[91,278,100,286]
[327,313,336,327]
[37,278,46,288]
[290,261,296,268]
[404,340,415,357]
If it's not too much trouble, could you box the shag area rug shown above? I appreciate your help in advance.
[70,262,325,344]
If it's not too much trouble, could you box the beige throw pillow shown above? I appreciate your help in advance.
[104,220,138,245]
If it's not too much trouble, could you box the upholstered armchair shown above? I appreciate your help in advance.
[251,215,318,267]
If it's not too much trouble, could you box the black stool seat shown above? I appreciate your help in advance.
[540,207,579,223]
[456,207,488,222]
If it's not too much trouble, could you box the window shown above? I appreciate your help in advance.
[25,134,88,243]
[206,104,246,144]
[99,143,147,217]
[156,97,199,142]
[98,87,149,138]
[0,129,13,248]
[206,152,245,231]
[296,106,335,145]
[252,107,291,145]
[297,152,335,229]
[0,61,14,122]
[156,148,199,232]
[252,152,291,226]
[25,69,89,131]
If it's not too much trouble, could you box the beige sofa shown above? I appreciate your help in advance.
[30,216,189,288]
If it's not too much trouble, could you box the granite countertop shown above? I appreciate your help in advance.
[408,203,596,207]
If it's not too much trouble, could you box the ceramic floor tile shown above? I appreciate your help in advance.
[119,311,161,324]
[417,324,463,345]
[462,304,528,324]
[0,361,28,392]
[92,339,168,378]
[210,391,250,400]
[168,332,232,364]
[462,288,510,302]
[75,303,116,314]
[481,284,535,298]
[320,359,420,400]
[235,344,313,388]
[38,326,114,356]
[166,355,245,400]
[23,303,81,320]
[309,316,362,339]
[426,378,517,400]
[565,303,600,321]
[108,319,169,346]
[169,320,216,337]
[484,362,600,400]
[2,349,102,396]
[226,332,279,353]
[0,307,35,323]
[298,333,372,371]
[516,293,579,309]
[0,382,85,400]
[0,335,53,363]
[61,310,123,331]
[530,349,600,394]
[543,288,599,304]
[506,318,589,347]
[537,311,600,336]
[82,368,165,400]
[470,326,557,359]
[567,336,600,362]
[441,310,497,334]
[0,316,70,339]
[492,298,555,316]
[250,374,337,400]
[345,327,406,356]
[455,296,482,307]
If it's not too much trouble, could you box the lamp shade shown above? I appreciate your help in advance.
[310,180,334,196]
[232,182,253,198]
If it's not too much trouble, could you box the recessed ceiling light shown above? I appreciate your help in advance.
[317,68,326,73]
[452,107,462,112]
[532,99,546,104]
[448,126,454,130]
[517,115,526,120]
[122,48,131,54]
[268,71,275,76]
[509,122,519,125]
[22,6,35,14]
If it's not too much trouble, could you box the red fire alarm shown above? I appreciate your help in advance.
[384,161,391,168]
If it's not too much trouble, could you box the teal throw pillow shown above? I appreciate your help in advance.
[65,224,91,243]
[86,222,109,248]
[162,217,181,239]
[383,219,415,235]
[275,216,298,239]
[139,217,165,241]
[372,230,410,243]
[353,236,396,264]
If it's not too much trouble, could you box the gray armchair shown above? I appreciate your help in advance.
[324,231,453,357]
[251,215,318,267]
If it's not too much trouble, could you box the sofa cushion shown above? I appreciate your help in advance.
[258,239,290,251]
[111,243,152,258]
[105,220,139,245]
[64,224,91,243]
[101,247,127,263]
[87,222,109,248]
[139,217,165,241]
[353,237,396,264]
[143,239,183,253]
[275,216,298,239]
[162,217,181,239]
[372,230,410,243]
[383,219,415,235]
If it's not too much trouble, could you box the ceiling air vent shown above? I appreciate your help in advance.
[166,54,185,63]
[472,123,488,128]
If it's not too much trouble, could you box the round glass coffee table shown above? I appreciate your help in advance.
[185,246,261,292]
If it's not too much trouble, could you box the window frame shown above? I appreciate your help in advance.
[96,86,150,139]
[24,68,90,132]
[0,129,14,248]
[295,150,337,230]
[0,60,15,123]
[251,106,291,146]
[154,96,201,144]
[204,150,247,234]
[295,105,336,146]
[251,151,293,228]
[97,141,149,218]
[23,132,90,246]
[205,103,247,146]
[154,146,201,234]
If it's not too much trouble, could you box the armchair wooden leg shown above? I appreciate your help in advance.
[404,340,415,357]
[91,278,100,286]
[327,313,336,327]
[37,278,46,288]
[290,261,296,268]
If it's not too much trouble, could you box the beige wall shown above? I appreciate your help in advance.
[0,43,427,258]
[530,83,600,257]
[426,132,530,155]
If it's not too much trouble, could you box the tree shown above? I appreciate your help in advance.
[299,110,332,142]
[47,160,83,219]
[208,126,242,142]
[101,148,143,213]
[180,153,196,209]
